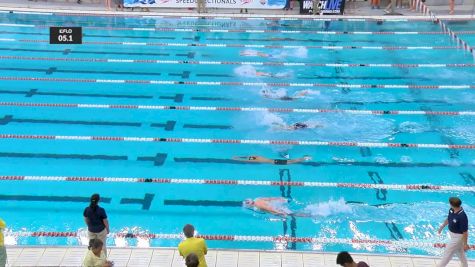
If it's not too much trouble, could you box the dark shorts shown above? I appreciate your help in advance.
[274,159,288,165]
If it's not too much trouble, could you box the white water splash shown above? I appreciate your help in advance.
[304,198,353,218]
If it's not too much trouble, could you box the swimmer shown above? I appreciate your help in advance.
[272,122,323,131]
[260,88,312,101]
[240,50,271,58]
[232,155,311,165]
[243,197,311,217]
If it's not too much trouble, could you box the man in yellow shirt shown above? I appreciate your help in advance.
[178,224,208,267]
[0,218,6,267]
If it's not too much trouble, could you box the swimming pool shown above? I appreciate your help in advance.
[0,10,474,258]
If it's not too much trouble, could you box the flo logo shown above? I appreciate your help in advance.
[241,0,252,4]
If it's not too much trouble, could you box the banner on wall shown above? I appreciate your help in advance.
[124,0,286,9]
[299,0,345,14]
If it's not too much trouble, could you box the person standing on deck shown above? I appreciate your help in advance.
[0,218,6,267]
[178,224,208,267]
[84,194,110,256]
[436,197,469,267]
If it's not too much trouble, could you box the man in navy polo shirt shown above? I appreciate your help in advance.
[436,197,469,267]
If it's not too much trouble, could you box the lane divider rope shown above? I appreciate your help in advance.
[1,102,474,116]
[0,38,461,50]
[0,77,473,90]
[413,0,475,59]
[1,55,473,68]
[4,23,474,35]
[0,175,473,192]
[10,231,475,250]
[1,134,474,149]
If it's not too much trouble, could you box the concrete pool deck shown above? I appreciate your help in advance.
[0,2,474,267]
[0,0,474,18]
[4,246,475,267]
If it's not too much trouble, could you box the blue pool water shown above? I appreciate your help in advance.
[0,11,475,257]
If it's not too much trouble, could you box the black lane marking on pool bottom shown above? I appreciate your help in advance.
[0,152,127,161]
[183,124,233,129]
[0,115,141,127]
[159,94,184,103]
[0,89,153,99]
[196,74,233,78]
[120,194,155,210]
[190,97,231,101]
[385,222,404,240]
[151,121,177,131]
[460,172,475,195]
[169,71,190,79]
[368,171,387,201]
[279,169,297,250]
[173,157,475,168]
[137,153,168,166]
[0,47,170,57]
[176,52,196,59]
[164,200,243,207]
[420,106,459,159]
[279,169,292,199]
[359,147,372,157]
[0,67,162,76]
[165,200,401,207]
[0,195,112,203]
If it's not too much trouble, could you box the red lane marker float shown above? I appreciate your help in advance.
[1,134,475,149]
[16,231,475,249]
[0,77,473,90]
[0,175,472,192]
[1,55,474,68]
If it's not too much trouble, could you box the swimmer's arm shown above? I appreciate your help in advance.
[232,156,249,161]
[286,159,302,164]
[260,197,287,202]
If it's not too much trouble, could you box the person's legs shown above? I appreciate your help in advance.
[96,229,108,256]
[449,0,454,14]
[436,233,461,267]
[0,246,6,267]
[454,245,468,267]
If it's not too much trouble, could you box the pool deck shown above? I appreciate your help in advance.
[1,0,474,18]
[4,246,475,267]
[1,2,475,267]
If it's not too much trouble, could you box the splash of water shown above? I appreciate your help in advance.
[303,198,353,217]
[398,121,430,134]
[234,65,258,78]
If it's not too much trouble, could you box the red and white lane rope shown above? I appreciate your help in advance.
[1,175,473,192]
[0,38,460,50]
[1,134,474,149]
[1,55,474,69]
[2,102,474,117]
[12,231,475,250]
[2,23,470,35]
[412,0,475,59]
[0,77,473,90]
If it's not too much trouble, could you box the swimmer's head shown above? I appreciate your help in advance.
[183,224,195,238]
[293,122,308,129]
[243,199,255,208]
[260,88,271,96]
[376,20,383,25]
